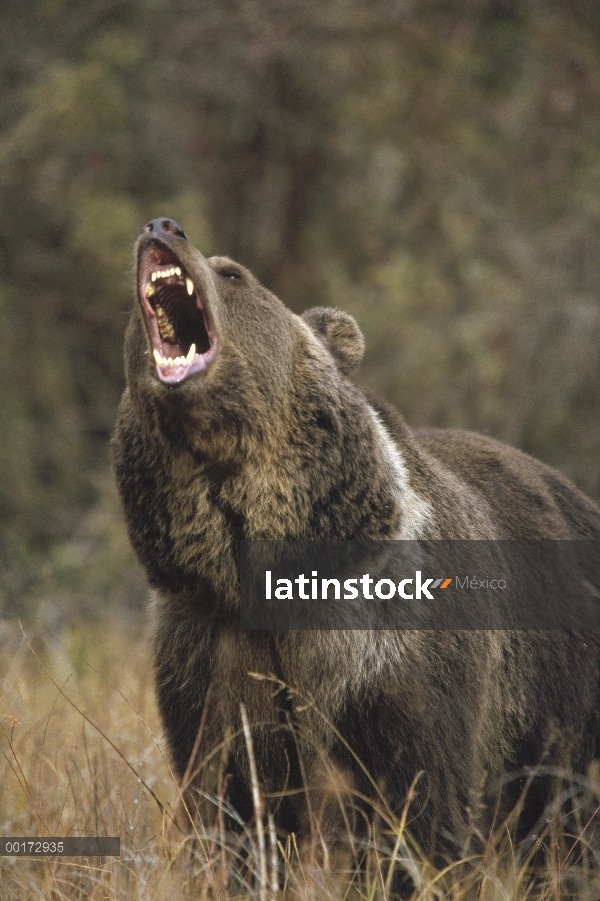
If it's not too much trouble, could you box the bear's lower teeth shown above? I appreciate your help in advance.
[153,343,196,368]
[156,305,176,342]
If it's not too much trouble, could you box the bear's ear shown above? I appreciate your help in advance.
[302,307,365,376]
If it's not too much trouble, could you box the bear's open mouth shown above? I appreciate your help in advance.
[138,242,216,384]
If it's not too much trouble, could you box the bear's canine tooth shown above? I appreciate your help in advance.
[186,277,194,296]
[185,343,196,363]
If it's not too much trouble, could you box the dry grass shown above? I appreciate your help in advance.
[0,619,599,901]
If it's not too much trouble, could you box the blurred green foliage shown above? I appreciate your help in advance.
[1,0,599,621]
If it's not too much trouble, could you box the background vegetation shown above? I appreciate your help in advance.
[1,0,600,620]
[2,623,600,900]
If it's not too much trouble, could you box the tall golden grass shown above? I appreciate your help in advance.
[0,619,599,901]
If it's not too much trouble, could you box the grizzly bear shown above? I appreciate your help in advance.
[112,217,600,865]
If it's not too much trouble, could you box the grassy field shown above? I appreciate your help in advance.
[1,619,599,901]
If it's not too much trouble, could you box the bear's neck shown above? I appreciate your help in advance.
[114,381,430,598]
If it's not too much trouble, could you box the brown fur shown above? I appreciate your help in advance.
[112,219,600,861]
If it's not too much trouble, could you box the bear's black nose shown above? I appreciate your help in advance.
[141,218,187,239]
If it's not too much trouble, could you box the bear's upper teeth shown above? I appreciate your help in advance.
[150,266,183,283]
[153,343,196,368]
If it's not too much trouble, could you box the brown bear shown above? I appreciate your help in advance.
[112,217,600,867]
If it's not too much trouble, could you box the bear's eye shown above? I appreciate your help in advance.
[218,268,242,281]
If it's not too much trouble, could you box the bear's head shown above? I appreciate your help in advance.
[125,217,365,457]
